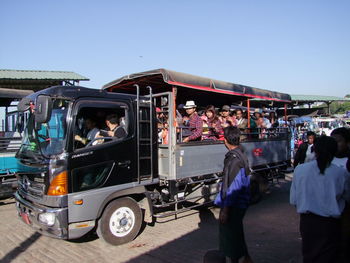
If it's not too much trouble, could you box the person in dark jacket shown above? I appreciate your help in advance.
[293,131,316,167]
[214,126,253,263]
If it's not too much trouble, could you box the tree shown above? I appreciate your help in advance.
[319,101,350,115]
[330,102,350,114]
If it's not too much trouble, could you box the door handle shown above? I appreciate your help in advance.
[117,160,131,167]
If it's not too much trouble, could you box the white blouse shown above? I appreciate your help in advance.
[290,160,350,218]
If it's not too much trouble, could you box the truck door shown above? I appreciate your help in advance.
[68,99,137,194]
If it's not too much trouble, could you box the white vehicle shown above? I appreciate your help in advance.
[313,117,346,136]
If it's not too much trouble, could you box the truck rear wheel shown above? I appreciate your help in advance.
[97,197,142,245]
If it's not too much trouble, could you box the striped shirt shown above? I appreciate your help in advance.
[187,112,203,141]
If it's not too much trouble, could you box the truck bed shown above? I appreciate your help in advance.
[158,134,291,180]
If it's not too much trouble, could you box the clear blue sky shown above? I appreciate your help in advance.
[1,0,350,97]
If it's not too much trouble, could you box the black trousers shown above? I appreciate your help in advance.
[300,213,341,263]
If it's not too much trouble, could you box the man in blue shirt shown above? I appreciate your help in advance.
[214,126,252,263]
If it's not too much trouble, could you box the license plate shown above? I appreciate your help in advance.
[20,212,31,225]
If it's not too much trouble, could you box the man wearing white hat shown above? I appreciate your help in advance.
[182,100,203,142]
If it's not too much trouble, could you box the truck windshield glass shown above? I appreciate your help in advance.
[17,99,69,160]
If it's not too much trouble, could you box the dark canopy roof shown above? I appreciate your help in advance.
[0,88,33,107]
[103,69,291,103]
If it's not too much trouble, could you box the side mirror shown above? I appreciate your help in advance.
[35,95,52,123]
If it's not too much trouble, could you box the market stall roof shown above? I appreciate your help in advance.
[291,94,350,104]
[103,68,291,103]
[0,69,88,81]
[0,69,89,92]
[251,94,350,108]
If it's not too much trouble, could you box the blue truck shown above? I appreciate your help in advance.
[0,88,32,198]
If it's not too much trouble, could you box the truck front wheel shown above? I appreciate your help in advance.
[97,197,142,245]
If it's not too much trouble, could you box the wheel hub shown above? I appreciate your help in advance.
[109,207,135,237]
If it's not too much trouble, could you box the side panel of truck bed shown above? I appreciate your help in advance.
[158,138,290,180]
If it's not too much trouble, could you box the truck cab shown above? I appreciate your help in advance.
[15,86,158,245]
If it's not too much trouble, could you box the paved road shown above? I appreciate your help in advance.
[0,177,302,263]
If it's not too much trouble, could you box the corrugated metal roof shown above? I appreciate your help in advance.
[0,69,89,81]
[291,94,350,102]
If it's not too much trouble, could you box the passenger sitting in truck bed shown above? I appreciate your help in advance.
[236,108,247,130]
[219,105,237,128]
[158,121,169,144]
[269,111,278,127]
[256,115,267,139]
[262,111,272,128]
[252,108,261,121]
[175,103,191,140]
[100,114,127,139]
[236,108,248,141]
[202,105,223,141]
[182,100,203,142]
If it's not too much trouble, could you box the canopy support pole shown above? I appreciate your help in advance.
[326,101,331,115]
[247,99,250,128]
[172,86,177,128]
[284,104,287,126]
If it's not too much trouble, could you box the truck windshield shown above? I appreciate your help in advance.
[17,99,69,161]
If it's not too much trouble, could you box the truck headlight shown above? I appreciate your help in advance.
[38,212,56,226]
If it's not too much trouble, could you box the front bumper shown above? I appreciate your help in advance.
[14,191,68,239]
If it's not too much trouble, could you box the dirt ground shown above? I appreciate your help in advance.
[0,176,301,263]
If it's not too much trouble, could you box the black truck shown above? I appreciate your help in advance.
[15,69,291,245]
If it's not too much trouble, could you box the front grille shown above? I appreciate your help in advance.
[18,173,46,198]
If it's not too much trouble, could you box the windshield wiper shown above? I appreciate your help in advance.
[17,146,45,163]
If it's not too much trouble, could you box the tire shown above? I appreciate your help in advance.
[97,197,142,245]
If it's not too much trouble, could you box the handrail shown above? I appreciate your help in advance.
[135,84,140,184]
[147,86,153,182]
